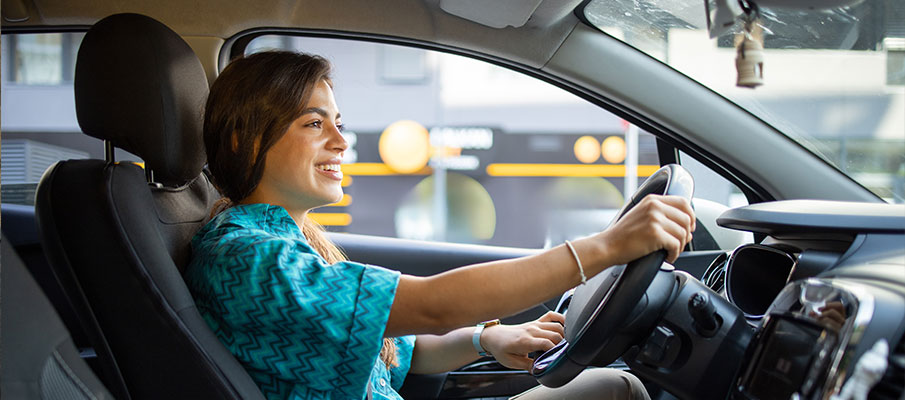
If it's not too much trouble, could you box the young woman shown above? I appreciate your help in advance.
[186,51,695,400]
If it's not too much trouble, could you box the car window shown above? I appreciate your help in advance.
[247,35,760,249]
[678,150,753,250]
[678,151,747,209]
[1,32,142,206]
[584,0,905,204]
[244,35,679,248]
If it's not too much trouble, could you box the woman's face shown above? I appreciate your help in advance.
[253,79,348,212]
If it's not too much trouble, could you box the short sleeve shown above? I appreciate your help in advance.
[189,232,400,399]
[390,336,416,391]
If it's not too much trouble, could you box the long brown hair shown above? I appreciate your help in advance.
[204,51,397,368]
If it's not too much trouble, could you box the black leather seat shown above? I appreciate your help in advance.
[34,13,265,400]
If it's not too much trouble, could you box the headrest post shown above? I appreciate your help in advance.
[145,168,155,183]
[104,141,116,164]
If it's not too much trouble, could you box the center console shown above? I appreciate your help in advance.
[734,279,874,399]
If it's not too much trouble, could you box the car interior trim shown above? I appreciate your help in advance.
[718,200,905,236]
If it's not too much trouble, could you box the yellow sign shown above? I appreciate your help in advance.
[486,163,659,177]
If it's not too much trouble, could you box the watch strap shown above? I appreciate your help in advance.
[472,319,501,356]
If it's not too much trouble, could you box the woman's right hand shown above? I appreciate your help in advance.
[481,311,566,371]
[588,195,696,268]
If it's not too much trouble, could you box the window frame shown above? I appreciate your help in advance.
[222,28,773,207]
[2,27,89,86]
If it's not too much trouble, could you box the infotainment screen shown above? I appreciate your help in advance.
[743,317,835,399]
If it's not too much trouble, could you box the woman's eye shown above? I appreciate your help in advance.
[307,120,322,129]
[336,123,346,132]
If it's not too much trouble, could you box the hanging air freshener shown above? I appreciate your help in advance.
[735,17,764,88]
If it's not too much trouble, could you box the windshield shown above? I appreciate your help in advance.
[584,0,905,203]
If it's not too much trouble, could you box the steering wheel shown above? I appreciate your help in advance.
[531,164,694,387]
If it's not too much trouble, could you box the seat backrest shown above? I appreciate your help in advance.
[34,13,265,400]
[1,235,114,400]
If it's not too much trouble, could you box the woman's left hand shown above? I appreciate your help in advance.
[480,311,565,370]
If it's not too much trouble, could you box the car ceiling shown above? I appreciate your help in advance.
[1,0,582,69]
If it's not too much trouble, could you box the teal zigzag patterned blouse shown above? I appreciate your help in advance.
[185,203,414,399]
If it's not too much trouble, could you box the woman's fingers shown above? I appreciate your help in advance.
[506,322,564,352]
[658,195,696,232]
[530,324,564,344]
[603,195,696,264]
[538,311,565,324]
[658,197,696,243]
[533,312,565,342]
[525,337,557,353]
[646,196,695,247]
[658,226,684,263]
[489,317,571,371]
[653,213,691,262]
[536,321,564,336]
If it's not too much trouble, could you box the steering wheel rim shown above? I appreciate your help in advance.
[531,164,694,387]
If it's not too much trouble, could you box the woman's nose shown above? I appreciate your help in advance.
[330,125,349,151]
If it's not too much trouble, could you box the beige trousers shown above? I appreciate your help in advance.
[510,368,651,400]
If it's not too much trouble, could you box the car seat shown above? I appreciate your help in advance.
[34,13,265,400]
[1,235,114,399]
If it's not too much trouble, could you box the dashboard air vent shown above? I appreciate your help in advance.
[702,252,729,294]
[869,334,905,400]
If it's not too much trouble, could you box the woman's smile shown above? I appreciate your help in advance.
[315,159,344,181]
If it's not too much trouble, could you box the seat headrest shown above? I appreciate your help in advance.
[75,13,208,185]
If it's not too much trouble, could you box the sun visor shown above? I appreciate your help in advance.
[439,0,543,28]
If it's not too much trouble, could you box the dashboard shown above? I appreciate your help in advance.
[623,200,905,400]
[707,200,905,399]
